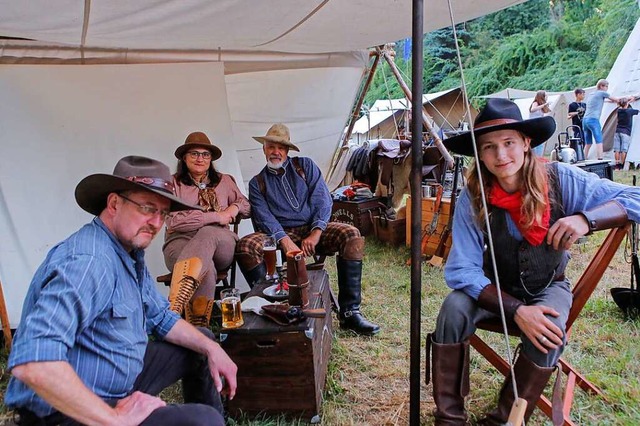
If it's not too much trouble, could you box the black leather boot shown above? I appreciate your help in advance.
[239,262,266,288]
[482,349,555,425]
[426,334,470,425]
[336,257,380,336]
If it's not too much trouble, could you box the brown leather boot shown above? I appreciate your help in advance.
[186,296,215,328]
[426,334,470,425]
[168,257,203,315]
[482,350,555,425]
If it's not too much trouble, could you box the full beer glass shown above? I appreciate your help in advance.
[220,288,244,329]
[263,235,278,281]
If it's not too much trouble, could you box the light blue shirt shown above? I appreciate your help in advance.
[444,162,640,300]
[249,157,332,242]
[5,218,180,416]
[583,90,611,120]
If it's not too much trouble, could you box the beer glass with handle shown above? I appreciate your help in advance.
[263,235,278,281]
[220,288,244,329]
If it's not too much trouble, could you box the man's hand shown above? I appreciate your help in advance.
[301,229,322,257]
[513,305,563,354]
[279,236,301,255]
[206,342,238,400]
[546,214,590,250]
[113,391,166,426]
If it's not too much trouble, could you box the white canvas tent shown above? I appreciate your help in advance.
[350,88,476,143]
[602,17,640,164]
[0,0,527,327]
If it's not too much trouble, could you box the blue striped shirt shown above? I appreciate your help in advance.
[248,157,332,241]
[5,218,180,416]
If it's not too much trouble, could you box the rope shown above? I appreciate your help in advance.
[445,0,523,412]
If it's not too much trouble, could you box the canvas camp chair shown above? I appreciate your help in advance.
[469,222,630,426]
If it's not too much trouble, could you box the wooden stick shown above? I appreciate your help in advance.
[506,398,527,426]
[377,45,454,168]
[0,278,12,350]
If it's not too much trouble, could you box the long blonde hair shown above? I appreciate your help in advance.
[531,90,551,114]
[466,135,549,230]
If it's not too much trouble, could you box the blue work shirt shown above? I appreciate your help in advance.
[445,162,640,300]
[248,157,332,242]
[5,218,180,416]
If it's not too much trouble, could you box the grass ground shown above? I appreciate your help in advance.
[1,169,639,425]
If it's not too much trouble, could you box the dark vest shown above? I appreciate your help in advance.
[483,162,569,300]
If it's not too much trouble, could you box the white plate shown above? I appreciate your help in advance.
[263,284,289,300]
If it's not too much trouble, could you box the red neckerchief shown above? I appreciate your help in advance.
[488,181,550,246]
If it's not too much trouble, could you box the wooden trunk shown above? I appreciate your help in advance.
[372,215,406,246]
[221,270,333,423]
[405,196,452,259]
[331,198,383,236]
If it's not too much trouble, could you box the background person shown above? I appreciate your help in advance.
[529,90,552,157]
[5,156,237,426]
[163,132,250,327]
[427,99,640,425]
[567,88,586,141]
[613,97,640,169]
[235,123,380,336]
[582,79,621,159]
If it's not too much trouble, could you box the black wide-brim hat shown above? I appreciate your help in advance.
[444,98,556,156]
[75,155,201,216]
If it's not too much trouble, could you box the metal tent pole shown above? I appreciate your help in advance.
[409,0,424,424]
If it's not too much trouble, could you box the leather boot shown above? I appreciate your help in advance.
[186,296,215,328]
[482,350,555,425]
[426,334,470,425]
[168,257,203,315]
[336,257,380,336]
[236,253,267,288]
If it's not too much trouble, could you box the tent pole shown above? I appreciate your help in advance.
[377,46,454,168]
[341,50,381,147]
[409,0,424,424]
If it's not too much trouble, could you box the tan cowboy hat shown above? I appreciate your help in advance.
[174,131,223,161]
[444,98,556,156]
[252,123,300,152]
[75,155,200,216]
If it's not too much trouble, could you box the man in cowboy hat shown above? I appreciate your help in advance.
[5,156,236,426]
[235,123,380,336]
[426,98,638,425]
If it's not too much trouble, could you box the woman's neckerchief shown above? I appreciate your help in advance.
[488,179,550,246]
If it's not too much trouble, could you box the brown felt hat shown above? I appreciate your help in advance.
[174,131,223,161]
[75,155,200,216]
[252,123,300,152]
[444,98,556,156]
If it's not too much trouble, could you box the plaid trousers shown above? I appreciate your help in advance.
[236,222,361,266]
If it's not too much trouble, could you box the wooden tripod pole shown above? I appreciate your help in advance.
[377,46,454,169]
[0,278,12,350]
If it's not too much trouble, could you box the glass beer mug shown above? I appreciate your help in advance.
[220,288,244,329]
[263,235,278,281]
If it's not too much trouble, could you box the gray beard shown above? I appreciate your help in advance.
[267,160,284,169]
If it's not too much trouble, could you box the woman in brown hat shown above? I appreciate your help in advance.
[163,131,250,327]
[426,98,640,425]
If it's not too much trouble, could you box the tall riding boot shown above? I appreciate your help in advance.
[336,257,380,335]
[236,253,267,288]
[426,334,470,425]
[483,350,555,425]
[169,257,203,315]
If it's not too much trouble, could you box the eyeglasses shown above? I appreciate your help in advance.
[118,194,171,220]
[186,151,212,160]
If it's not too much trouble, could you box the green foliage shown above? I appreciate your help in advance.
[367,0,640,101]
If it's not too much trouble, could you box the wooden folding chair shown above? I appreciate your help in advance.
[469,222,631,426]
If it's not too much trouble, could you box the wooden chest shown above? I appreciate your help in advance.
[220,270,333,423]
[372,215,406,246]
[405,196,451,248]
[331,198,383,236]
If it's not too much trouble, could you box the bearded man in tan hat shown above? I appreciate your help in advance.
[235,124,380,336]
[5,156,237,426]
